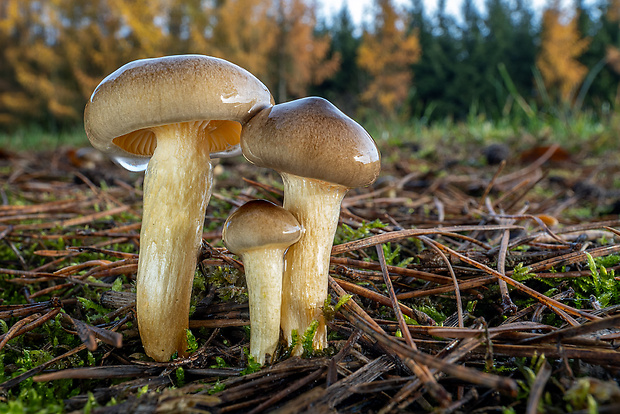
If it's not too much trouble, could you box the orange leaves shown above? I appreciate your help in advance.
[270,0,340,101]
[211,0,277,81]
[211,0,339,102]
[108,0,168,58]
[0,0,341,127]
[536,2,590,103]
[357,0,421,114]
[0,0,81,123]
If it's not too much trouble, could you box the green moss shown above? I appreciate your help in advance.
[185,329,199,354]
[240,349,262,374]
[334,220,386,245]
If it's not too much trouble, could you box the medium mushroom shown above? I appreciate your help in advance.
[84,55,273,361]
[222,200,302,364]
[241,97,381,353]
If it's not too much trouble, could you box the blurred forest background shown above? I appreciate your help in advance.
[1,0,620,135]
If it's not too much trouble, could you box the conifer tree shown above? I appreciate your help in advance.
[507,0,537,98]
[313,5,361,113]
[537,1,591,103]
[358,0,421,114]
[56,0,132,102]
[452,0,487,115]
[210,0,275,80]
[0,0,79,126]
[270,0,340,102]
[579,0,620,110]
[409,0,461,118]
[481,0,536,116]
[107,0,169,58]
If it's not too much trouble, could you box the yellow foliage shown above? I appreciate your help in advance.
[211,0,277,80]
[55,0,133,100]
[0,0,217,126]
[181,0,215,53]
[357,0,421,114]
[608,0,620,22]
[0,0,339,125]
[274,0,340,100]
[0,92,39,116]
[0,0,81,123]
[108,0,168,58]
[536,2,590,103]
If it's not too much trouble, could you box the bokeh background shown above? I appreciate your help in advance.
[0,1,618,125]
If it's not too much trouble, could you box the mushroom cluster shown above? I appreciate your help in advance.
[85,55,273,361]
[222,200,301,364]
[85,55,380,363]
[241,97,381,353]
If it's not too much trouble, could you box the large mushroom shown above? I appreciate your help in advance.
[222,200,302,364]
[241,97,381,353]
[84,55,273,361]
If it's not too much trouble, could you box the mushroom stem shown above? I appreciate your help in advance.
[243,248,287,364]
[136,122,212,361]
[280,172,347,354]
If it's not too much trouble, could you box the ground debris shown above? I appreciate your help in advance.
[1,148,619,413]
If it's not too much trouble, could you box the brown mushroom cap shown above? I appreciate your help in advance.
[241,97,381,189]
[85,55,273,169]
[223,200,302,254]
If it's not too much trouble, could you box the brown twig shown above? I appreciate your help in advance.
[332,225,523,255]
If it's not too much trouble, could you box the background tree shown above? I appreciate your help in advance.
[482,0,536,116]
[506,0,537,101]
[0,0,22,126]
[358,0,421,115]
[0,0,79,127]
[270,0,340,102]
[409,0,537,121]
[210,0,276,83]
[451,0,487,116]
[107,0,169,58]
[55,0,132,103]
[1,0,619,129]
[537,0,591,103]
[579,0,620,111]
[312,5,361,114]
[409,0,461,119]
[0,0,188,128]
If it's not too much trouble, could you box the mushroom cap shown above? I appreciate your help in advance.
[85,55,274,171]
[241,97,381,189]
[223,200,302,254]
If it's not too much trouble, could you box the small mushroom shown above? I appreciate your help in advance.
[84,55,273,361]
[241,97,381,353]
[222,200,302,364]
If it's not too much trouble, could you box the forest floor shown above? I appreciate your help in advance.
[0,133,620,413]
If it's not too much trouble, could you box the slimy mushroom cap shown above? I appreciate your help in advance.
[241,97,381,189]
[85,54,273,170]
[223,200,302,254]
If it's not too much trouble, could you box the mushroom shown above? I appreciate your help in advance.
[222,200,302,364]
[240,97,381,353]
[84,55,273,361]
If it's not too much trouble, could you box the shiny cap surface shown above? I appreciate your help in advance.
[223,200,302,254]
[85,55,273,168]
[241,97,381,188]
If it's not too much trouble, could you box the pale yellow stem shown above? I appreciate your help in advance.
[243,248,286,365]
[280,173,347,354]
[136,122,212,361]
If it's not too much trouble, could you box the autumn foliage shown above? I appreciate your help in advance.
[0,0,339,127]
[536,1,591,103]
[357,0,421,114]
[0,0,618,127]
